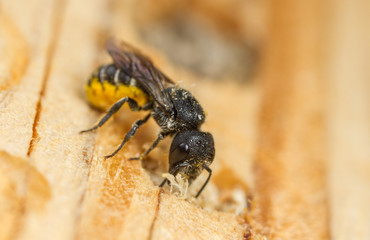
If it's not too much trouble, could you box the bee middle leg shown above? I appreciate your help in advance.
[80,97,143,133]
[129,132,169,161]
[105,113,151,159]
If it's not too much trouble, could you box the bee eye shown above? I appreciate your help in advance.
[179,143,189,152]
[169,142,190,167]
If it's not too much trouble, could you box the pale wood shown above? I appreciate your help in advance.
[250,0,330,239]
[325,0,370,239]
[0,0,257,239]
[1,0,369,239]
[0,0,55,157]
[16,0,108,239]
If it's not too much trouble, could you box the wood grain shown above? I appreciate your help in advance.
[0,0,369,239]
[251,0,329,239]
[0,0,256,239]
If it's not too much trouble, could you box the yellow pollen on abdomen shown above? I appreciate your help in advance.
[85,77,149,111]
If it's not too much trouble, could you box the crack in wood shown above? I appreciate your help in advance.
[11,0,68,238]
[72,143,96,240]
[148,188,163,240]
[27,0,67,157]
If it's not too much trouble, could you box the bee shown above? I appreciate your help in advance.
[81,39,215,197]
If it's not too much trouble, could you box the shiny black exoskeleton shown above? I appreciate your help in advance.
[81,39,215,197]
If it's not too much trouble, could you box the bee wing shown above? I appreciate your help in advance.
[106,38,174,112]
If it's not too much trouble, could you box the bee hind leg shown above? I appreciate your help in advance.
[80,97,142,133]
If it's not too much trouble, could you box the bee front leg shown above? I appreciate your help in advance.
[195,165,212,198]
[159,178,168,188]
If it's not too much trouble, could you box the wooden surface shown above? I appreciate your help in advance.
[251,0,329,239]
[325,0,370,239]
[0,0,369,239]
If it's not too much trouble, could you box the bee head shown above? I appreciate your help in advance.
[168,130,215,181]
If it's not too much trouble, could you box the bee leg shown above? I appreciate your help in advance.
[80,97,141,133]
[105,113,151,159]
[195,165,212,198]
[141,101,154,110]
[159,178,168,187]
[128,132,169,160]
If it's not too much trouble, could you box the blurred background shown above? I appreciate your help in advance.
[122,1,370,238]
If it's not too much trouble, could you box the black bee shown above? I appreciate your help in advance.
[81,39,215,197]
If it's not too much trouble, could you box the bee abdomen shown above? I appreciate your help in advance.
[91,64,131,86]
[85,64,149,111]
